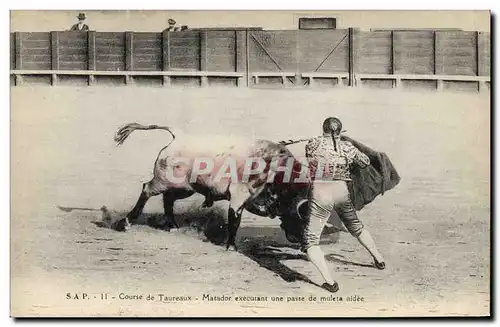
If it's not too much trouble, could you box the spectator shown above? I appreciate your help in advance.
[180,25,189,31]
[70,13,90,31]
[163,18,177,32]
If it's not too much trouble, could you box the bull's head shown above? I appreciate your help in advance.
[272,151,312,244]
[277,192,310,244]
[244,140,313,244]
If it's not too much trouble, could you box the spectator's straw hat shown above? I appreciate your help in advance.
[168,18,176,25]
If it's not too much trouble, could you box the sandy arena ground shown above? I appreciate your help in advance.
[10,85,490,317]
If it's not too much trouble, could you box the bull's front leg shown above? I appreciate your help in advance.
[226,206,242,251]
[225,183,258,251]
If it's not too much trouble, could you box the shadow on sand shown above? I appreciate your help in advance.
[60,204,344,289]
[325,253,375,269]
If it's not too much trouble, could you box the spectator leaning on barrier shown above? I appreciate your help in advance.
[70,13,90,31]
[164,18,178,32]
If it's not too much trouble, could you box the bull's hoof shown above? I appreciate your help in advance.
[155,216,180,232]
[321,282,339,293]
[114,219,130,232]
[162,225,179,232]
[226,244,238,252]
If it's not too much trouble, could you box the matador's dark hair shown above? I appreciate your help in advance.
[322,117,343,135]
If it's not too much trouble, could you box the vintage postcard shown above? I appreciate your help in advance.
[10,9,491,317]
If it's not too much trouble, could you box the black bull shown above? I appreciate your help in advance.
[113,123,400,250]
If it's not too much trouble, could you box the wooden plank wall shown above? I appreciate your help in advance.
[169,31,200,71]
[10,33,15,70]
[20,32,51,70]
[59,32,88,70]
[10,30,491,87]
[133,32,162,71]
[206,31,236,72]
[393,31,434,74]
[478,32,490,76]
[95,32,125,71]
[298,29,349,72]
[436,31,477,76]
[248,31,298,72]
[358,31,392,74]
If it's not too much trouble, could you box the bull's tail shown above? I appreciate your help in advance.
[114,123,176,146]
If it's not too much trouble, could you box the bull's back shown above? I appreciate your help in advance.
[152,134,261,188]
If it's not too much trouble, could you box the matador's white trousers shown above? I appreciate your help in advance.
[301,180,364,252]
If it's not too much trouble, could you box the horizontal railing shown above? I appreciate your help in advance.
[10,69,490,92]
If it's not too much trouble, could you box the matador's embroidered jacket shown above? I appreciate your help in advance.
[305,135,370,181]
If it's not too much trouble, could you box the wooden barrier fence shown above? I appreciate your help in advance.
[10,28,491,92]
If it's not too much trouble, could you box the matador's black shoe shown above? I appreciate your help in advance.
[321,282,339,293]
[374,259,386,270]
